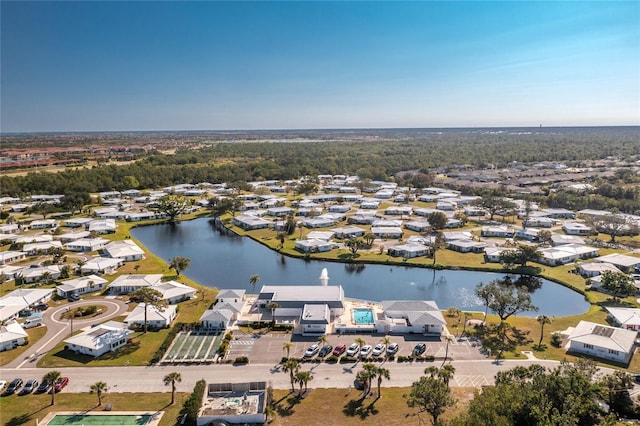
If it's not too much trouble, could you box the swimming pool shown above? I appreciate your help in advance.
[353,308,374,325]
[47,414,153,425]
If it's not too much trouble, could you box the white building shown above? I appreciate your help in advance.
[0,251,27,265]
[566,320,636,364]
[108,274,163,294]
[0,320,29,352]
[19,265,62,284]
[200,290,245,331]
[64,321,132,357]
[124,303,177,329]
[0,288,54,322]
[29,219,58,229]
[65,238,110,252]
[81,257,124,275]
[103,240,145,261]
[605,307,640,332]
[376,300,446,334]
[538,244,599,266]
[152,281,196,304]
[295,239,334,253]
[56,275,109,298]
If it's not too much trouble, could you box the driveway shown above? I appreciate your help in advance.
[5,297,129,369]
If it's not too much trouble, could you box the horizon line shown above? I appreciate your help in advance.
[2,124,640,135]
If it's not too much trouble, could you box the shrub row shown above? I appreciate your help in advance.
[180,379,206,425]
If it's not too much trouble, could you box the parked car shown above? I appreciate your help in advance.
[34,303,48,311]
[4,379,23,395]
[346,343,360,357]
[318,344,333,358]
[20,379,38,395]
[387,343,399,355]
[0,380,6,392]
[53,377,69,393]
[372,343,386,357]
[413,343,427,356]
[67,293,80,302]
[360,345,372,358]
[354,374,366,391]
[333,344,347,356]
[303,344,320,358]
[35,381,52,394]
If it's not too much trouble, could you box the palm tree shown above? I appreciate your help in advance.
[441,334,454,366]
[282,358,300,393]
[129,287,167,333]
[355,337,366,350]
[163,372,182,405]
[375,366,390,399]
[267,302,279,327]
[439,364,456,386]
[318,334,328,346]
[43,370,62,406]
[168,256,191,277]
[380,335,392,357]
[362,363,378,396]
[90,381,108,406]
[249,274,260,294]
[537,315,552,346]
[282,342,293,359]
[294,370,314,395]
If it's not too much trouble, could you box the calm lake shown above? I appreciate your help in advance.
[130,218,590,317]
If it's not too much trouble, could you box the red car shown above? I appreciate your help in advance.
[53,377,69,393]
[332,344,346,356]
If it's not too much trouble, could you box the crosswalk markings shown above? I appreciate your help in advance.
[454,375,490,387]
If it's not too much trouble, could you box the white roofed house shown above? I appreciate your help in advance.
[577,262,621,278]
[15,234,52,244]
[404,221,431,233]
[0,288,54,322]
[87,218,117,234]
[595,254,640,274]
[484,247,518,263]
[232,214,271,230]
[64,321,132,357]
[81,257,124,275]
[295,239,334,253]
[57,275,108,298]
[566,320,637,365]
[64,217,93,228]
[605,307,640,332]
[103,240,145,261]
[330,226,366,239]
[19,265,62,284]
[562,222,593,236]
[301,216,336,228]
[152,281,196,304]
[57,230,91,243]
[481,225,516,238]
[387,243,429,259]
[200,290,245,330]
[0,320,29,352]
[0,251,27,265]
[65,238,110,252]
[108,274,163,294]
[538,244,599,266]
[22,240,63,255]
[29,219,59,229]
[376,300,446,335]
[125,303,177,329]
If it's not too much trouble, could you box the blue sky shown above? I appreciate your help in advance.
[1,1,638,132]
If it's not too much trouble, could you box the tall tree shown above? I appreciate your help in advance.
[431,232,445,266]
[282,358,300,393]
[129,287,167,333]
[588,212,638,242]
[406,374,457,425]
[168,256,191,277]
[294,370,314,394]
[163,372,182,405]
[361,363,379,396]
[600,270,637,302]
[476,279,538,322]
[157,195,191,223]
[249,274,260,294]
[536,315,551,346]
[282,342,293,359]
[90,381,108,406]
[375,366,390,399]
[43,370,62,406]
[427,212,448,231]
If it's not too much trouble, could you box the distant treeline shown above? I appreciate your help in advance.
[1,129,639,204]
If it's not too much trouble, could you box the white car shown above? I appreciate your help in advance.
[304,344,320,358]
[360,345,372,357]
[386,343,399,355]
[0,380,6,392]
[372,343,386,356]
[346,343,360,357]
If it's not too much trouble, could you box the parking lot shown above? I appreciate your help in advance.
[225,331,487,363]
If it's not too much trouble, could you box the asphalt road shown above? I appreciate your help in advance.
[1,359,564,393]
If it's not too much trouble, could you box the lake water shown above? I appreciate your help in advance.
[130,218,590,317]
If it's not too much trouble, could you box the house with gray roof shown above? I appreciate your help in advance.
[605,307,640,332]
[57,275,108,298]
[377,300,446,334]
[566,320,636,364]
[108,274,163,294]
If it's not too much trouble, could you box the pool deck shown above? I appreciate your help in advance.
[39,411,164,426]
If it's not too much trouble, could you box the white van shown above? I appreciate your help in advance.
[23,317,42,329]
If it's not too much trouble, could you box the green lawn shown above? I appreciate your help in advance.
[271,387,477,426]
[0,391,188,426]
